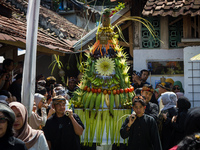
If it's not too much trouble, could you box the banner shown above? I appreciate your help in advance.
[21,0,41,117]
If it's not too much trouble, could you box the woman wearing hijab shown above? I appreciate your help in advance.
[0,102,27,150]
[173,81,184,94]
[157,92,178,150]
[9,102,49,150]
[170,96,191,148]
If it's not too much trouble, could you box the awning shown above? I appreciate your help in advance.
[190,53,200,61]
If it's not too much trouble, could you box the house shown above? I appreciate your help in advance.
[137,0,200,107]
[63,0,101,31]
[41,0,101,31]
[0,0,87,82]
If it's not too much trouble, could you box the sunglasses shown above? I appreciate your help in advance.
[132,95,146,106]
[173,87,180,90]
[0,117,8,123]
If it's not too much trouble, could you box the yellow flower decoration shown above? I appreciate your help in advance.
[95,57,115,76]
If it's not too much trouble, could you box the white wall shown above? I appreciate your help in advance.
[184,46,200,107]
[133,49,184,88]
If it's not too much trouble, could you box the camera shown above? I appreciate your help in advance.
[65,111,70,116]
[41,97,46,103]
[133,70,141,77]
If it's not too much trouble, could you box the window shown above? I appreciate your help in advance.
[141,17,160,49]
[147,61,184,75]
[169,17,183,48]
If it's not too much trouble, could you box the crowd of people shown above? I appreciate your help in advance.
[0,59,84,150]
[119,69,200,150]
[0,58,200,150]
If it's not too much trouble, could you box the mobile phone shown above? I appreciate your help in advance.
[135,72,141,77]
[132,70,141,77]
[132,111,136,119]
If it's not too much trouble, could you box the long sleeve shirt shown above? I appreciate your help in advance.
[120,114,162,150]
[29,107,47,129]
[171,110,187,145]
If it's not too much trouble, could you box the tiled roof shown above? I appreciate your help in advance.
[0,14,74,54]
[142,0,200,17]
[0,0,87,54]
[39,5,87,40]
[0,0,20,13]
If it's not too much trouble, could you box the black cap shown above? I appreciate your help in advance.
[0,102,15,124]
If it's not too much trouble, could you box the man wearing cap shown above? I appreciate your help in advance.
[43,95,84,150]
[165,78,174,90]
[141,84,159,120]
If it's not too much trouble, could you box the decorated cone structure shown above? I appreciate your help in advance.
[71,9,135,146]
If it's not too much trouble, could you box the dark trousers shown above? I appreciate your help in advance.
[112,144,128,150]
